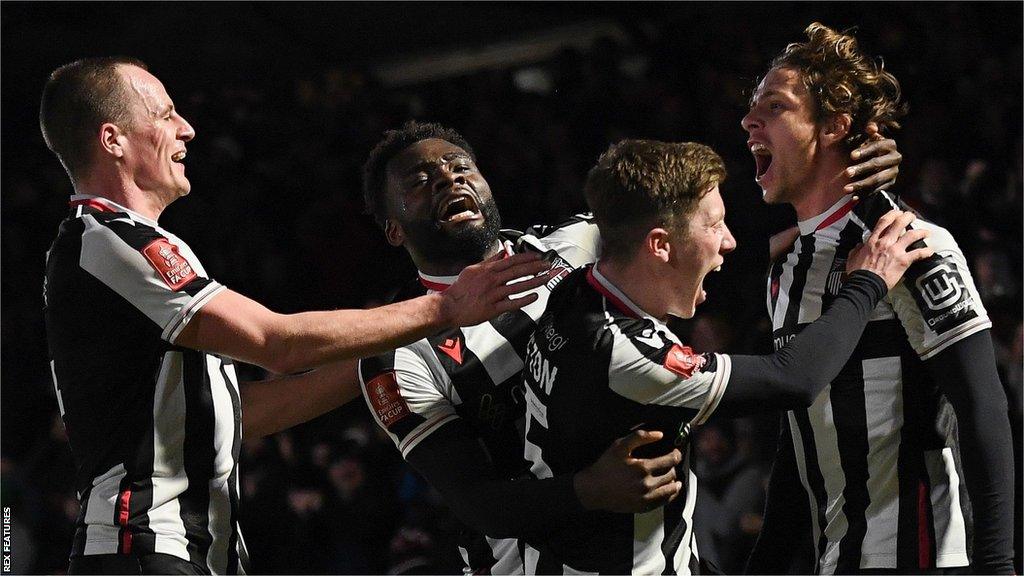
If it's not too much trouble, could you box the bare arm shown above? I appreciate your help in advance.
[176,252,550,374]
[241,359,360,440]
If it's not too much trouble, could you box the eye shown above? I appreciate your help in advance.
[769,101,783,112]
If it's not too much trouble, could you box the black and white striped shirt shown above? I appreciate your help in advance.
[768,191,988,573]
[44,195,247,574]
[521,264,731,575]
[359,216,601,574]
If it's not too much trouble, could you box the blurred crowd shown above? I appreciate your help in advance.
[2,4,1020,574]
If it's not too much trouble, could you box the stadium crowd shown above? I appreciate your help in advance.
[2,4,1020,573]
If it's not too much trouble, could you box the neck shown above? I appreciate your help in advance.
[75,169,167,221]
[412,241,504,277]
[596,257,670,321]
[789,150,852,221]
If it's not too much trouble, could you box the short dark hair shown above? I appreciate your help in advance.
[362,121,475,227]
[40,56,148,179]
[584,139,726,261]
[765,22,907,149]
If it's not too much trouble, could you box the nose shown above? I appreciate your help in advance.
[177,115,195,142]
[741,109,760,134]
[431,164,465,195]
[721,223,737,254]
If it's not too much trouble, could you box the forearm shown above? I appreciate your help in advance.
[717,271,887,416]
[407,420,584,540]
[241,359,361,440]
[269,295,449,373]
[928,332,1015,573]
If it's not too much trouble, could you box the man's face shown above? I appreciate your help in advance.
[383,138,501,266]
[118,65,195,203]
[668,185,736,319]
[741,67,820,205]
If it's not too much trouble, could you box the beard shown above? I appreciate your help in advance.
[400,196,503,269]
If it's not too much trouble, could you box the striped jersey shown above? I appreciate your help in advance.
[44,195,247,574]
[521,264,731,575]
[768,191,987,573]
[358,216,601,574]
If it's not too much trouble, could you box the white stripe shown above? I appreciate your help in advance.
[164,282,227,343]
[773,244,798,329]
[691,354,731,425]
[859,357,903,567]
[82,463,127,554]
[398,413,458,457]
[465,321,525,385]
[788,411,824,567]
[206,356,236,574]
[631,507,665,574]
[524,544,540,574]
[486,536,525,575]
[50,360,66,417]
[809,387,849,576]
[672,468,699,576]
[797,239,832,324]
[149,351,190,560]
[591,263,652,320]
[925,448,969,568]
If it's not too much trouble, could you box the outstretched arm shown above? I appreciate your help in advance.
[177,252,550,374]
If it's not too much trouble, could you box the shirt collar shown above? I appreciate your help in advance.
[417,240,514,293]
[69,194,160,228]
[797,194,857,236]
[586,262,655,320]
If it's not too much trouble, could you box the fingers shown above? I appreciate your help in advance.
[868,210,901,243]
[894,227,930,250]
[639,447,683,473]
[489,260,550,289]
[906,245,935,263]
[845,166,900,194]
[492,291,539,314]
[850,137,897,162]
[617,429,665,456]
[642,479,683,509]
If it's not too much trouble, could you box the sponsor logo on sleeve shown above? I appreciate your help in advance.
[141,238,197,290]
[910,260,978,334]
[366,371,411,429]
[663,344,707,379]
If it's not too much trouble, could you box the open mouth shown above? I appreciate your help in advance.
[750,143,772,181]
[171,150,187,163]
[436,192,481,224]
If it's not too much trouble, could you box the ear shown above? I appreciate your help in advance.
[818,113,852,147]
[643,227,672,263]
[99,122,126,159]
[384,219,405,247]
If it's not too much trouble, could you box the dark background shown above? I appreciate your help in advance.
[2,2,1021,573]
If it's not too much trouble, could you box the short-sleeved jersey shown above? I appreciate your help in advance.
[521,264,731,575]
[768,191,986,573]
[358,215,601,574]
[44,195,247,574]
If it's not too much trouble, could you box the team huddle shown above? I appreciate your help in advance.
[41,22,1013,576]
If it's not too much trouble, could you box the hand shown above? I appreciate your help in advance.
[847,210,934,289]
[573,429,683,513]
[844,122,901,195]
[440,251,551,327]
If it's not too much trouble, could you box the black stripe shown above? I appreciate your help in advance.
[488,308,535,359]
[895,353,923,568]
[822,219,866,310]
[71,486,91,557]
[660,451,692,575]
[831,359,870,573]
[768,259,785,317]
[793,410,830,562]
[178,350,215,569]
[221,363,242,575]
[125,372,158,557]
[783,235,816,331]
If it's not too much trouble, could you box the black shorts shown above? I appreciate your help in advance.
[68,553,208,575]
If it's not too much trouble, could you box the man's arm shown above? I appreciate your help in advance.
[404,420,682,540]
[176,252,550,374]
[240,359,360,440]
[926,331,1015,574]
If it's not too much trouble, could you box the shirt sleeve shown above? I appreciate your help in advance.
[886,222,992,360]
[359,341,460,458]
[78,213,224,343]
[604,316,731,426]
[522,214,601,268]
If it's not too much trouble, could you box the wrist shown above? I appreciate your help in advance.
[425,292,454,329]
[572,470,599,511]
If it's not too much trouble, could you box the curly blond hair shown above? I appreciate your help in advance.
[767,22,908,149]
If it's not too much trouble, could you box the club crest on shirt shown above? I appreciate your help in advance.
[826,257,847,296]
[366,371,411,428]
[663,344,706,379]
[141,238,197,290]
[544,255,573,291]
